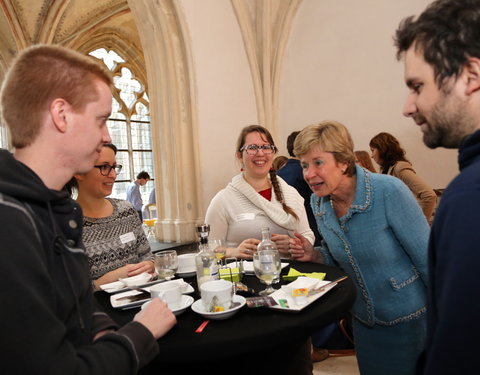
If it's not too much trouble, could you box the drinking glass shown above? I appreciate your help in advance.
[155,250,178,280]
[143,219,156,240]
[209,239,227,265]
[253,249,281,295]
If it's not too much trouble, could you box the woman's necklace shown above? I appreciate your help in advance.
[329,196,351,218]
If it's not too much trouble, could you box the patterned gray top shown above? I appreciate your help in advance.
[82,198,154,280]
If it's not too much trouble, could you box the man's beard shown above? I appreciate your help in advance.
[419,91,473,149]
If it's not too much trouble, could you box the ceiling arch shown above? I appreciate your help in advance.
[0,0,142,74]
[73,27,146,88]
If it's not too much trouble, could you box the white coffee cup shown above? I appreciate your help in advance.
[149,281,182,309]
[200,279,233,310]
[177,253,196,273]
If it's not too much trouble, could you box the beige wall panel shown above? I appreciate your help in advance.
[279,0,458,189]
[181,0,258,215]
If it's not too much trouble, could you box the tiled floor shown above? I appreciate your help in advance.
[313,355,360,375]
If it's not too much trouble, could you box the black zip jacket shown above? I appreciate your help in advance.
[0,149,158,374]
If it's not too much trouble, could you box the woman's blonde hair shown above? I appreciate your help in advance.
[294,120,356,176]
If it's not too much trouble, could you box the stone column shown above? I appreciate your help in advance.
[128,0,202,243]
[231,0,302,137]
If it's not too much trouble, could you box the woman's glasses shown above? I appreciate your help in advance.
[94,164,123,176]
[240,144,276,155]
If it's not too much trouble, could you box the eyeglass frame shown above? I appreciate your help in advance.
[240,144,277,155]
[93,164,123,176]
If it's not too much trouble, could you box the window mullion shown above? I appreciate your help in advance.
[126,117,134,181]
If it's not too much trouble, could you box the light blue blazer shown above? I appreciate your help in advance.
[313,165,429,327]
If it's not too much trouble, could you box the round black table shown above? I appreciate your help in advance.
[95,261,355,375]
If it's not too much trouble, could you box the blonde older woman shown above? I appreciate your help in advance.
[291,121,429,375]
[205,125,314,259]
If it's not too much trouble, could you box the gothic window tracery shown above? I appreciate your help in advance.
[89,48,154,201]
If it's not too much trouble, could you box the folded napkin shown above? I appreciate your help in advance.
[282,267,326,282]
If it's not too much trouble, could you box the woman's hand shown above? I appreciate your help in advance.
[92,261,156,290]
[271,233,295,257]
[93,265,131,290]
[126,261,156,277]
[290,232,321,262]
[227,238,260,259]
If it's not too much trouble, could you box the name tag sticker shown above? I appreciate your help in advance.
[120,232,136,244]
[236,213,255,221]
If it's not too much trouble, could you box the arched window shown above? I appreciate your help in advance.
[89,48,154,202]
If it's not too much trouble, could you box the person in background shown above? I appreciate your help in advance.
[69,144,155,290]
[205,125,314,259]
[395,0,480,373]
[0,44,175,374]
[354,150,376,173]
[291,121,429,375]
[149,187,156,204]
[278,131,322,246]
[272,155,288,171]
[369,132,436,222]
[126,170,150,220]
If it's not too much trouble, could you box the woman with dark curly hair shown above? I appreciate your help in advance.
[369,132,436,221]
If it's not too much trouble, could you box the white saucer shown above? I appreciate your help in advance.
[142,295,194,316]
[191,295,246,320]
[143,279,194,294]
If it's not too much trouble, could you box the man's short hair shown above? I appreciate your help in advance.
[137,171,150,180]
[394,0,480,88]
[0,44,113,148]
[286,131,300,157]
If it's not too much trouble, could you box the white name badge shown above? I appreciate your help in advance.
[236,213,255,221]
[120,232,136,244]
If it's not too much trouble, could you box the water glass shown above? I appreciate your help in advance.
[155,250,178,280]
[253,249,281,295]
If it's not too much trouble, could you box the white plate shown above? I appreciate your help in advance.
[101,278,165,294]
[99,281,125,292]
[142,295,194,316]
[100,275,194,295]
[191,295,246,320]
[176,270,196,278]
[269,277,337,312]
[111,290,151,310]
[227,261,289,275]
